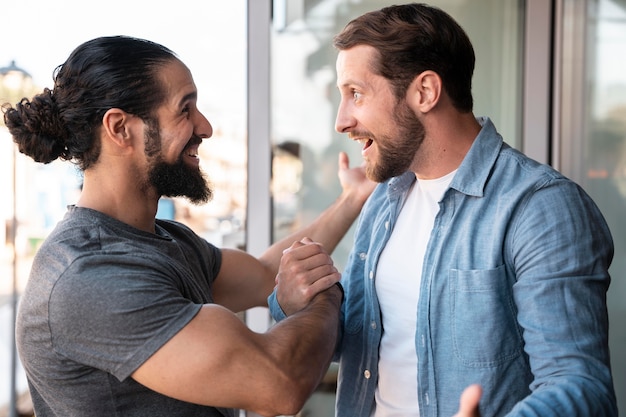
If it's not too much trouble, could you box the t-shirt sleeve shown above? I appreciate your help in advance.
[48,252,202,381]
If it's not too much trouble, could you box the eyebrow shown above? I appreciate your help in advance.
[338,77,356,87]
[337,79,367,90]
[178,91,198,108]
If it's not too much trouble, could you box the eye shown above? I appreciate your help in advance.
[182,105,191,118]
[352,90,362,101]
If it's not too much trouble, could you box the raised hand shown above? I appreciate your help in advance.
[337,151,377,205]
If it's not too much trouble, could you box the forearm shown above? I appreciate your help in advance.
[132,289,342,417]
[258,283,343,414]
[260,189,367,273]
[505,379,616,416]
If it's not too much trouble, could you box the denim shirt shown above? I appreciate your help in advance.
[269,117,617,417]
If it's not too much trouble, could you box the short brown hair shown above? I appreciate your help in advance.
[333,3,475,112]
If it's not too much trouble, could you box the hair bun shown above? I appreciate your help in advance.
[4,88,69,164]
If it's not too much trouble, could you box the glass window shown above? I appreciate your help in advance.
[558,0,626,411]
[0,0,247,411]
[270,1,524,414]
[270,0,524,269]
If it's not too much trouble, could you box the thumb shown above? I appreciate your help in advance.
[455,384,482,417]
[338,151,349,171]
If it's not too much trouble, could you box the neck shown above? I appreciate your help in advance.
[412,112,481,180]
[77,171,159,233]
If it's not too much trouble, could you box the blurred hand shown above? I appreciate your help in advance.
[275,237,340,316]
[337,151,376,205]
[452,385,482,417]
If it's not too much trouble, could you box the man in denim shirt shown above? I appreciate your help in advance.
[269,3,617,416]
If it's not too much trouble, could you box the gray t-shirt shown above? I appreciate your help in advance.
[16,206,235,417]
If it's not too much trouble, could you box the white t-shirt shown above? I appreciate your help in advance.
[372,170,456,417]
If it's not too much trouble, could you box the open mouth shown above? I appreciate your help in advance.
[183,143,201,165]
[348,132,374,156]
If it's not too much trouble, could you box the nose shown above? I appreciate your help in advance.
[195,110,213,139]
[335,99,355,133]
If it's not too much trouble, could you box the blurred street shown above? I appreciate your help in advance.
[0,251,31,415]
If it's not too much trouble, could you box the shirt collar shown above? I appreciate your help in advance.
[386,117,503,198]
[449,116,503,197]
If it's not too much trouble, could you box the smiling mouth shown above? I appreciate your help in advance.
[353,137,373,152]
[182,145,201,167]
[183,136,203,160]
[348,132,373,150]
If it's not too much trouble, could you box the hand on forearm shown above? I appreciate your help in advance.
[275,237,340,316]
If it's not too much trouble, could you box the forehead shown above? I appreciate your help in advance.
[336,45,391,93]
[158,58,198,106]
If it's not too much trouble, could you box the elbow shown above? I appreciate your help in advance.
[256,372,317,416]
[272,395,309,417]
[274,378,316,416]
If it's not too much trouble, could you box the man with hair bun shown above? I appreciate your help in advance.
[3,35,375,417]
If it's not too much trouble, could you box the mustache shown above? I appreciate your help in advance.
[348,130,374,140]
[186,135,203,147]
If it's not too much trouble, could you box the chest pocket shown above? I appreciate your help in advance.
[450,265,523,367]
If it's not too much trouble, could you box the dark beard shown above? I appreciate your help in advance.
[368,100,425,182]
[148,156,212,205]
[142,117,212,205]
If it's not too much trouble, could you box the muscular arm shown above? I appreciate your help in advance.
[133,287,342,415]
[132,244,344,416]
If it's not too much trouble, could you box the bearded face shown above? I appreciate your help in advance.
[143,117,212,205]
[366,99,425,183]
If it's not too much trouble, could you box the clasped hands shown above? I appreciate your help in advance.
[274,237,481,417]
[275,237,340,316]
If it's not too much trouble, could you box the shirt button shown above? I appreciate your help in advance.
[369,270,374,279]
[371,321,377,330]
[385,221,389,230]
[359,252,367,260]
[364,370,371,379]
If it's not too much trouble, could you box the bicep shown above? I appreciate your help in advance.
[212,248,276,312]
[131,304,282,411]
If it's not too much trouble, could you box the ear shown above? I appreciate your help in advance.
[101,108,137,149]
[406,70,442,114]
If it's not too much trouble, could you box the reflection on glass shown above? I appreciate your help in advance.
[270,2,523,414]
[271,0,523,270]
[567,0,626,411]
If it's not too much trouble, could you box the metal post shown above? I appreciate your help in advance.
[1,59,31,417]
[9,137,18,417]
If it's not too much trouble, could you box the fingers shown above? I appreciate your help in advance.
[276,237,339,316]
[282,239,332,266]
[454,384,482,417]
[338,151,350,171]
[283,237,318,255]
[280,240,337,285]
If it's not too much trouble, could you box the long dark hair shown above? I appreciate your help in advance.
[333,3,475,112]
[2,36,177,170]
